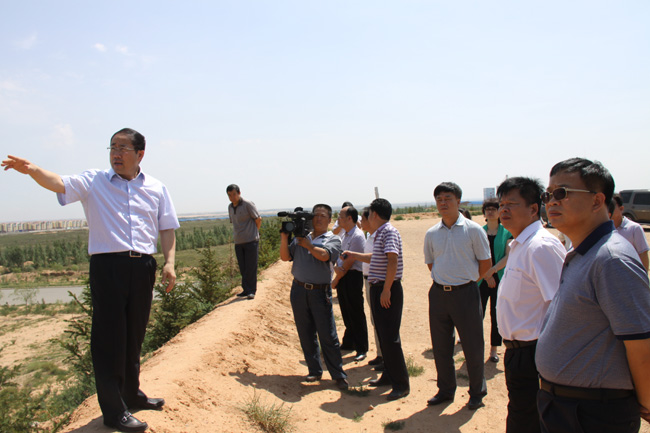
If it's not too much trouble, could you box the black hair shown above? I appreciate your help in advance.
[111,128,145,151]
[226,184,240,193]
[482,198,499,214]
[343,206,358,224]
[459,208,472,220]
[496,177,544,218]
[362,207,370,219]
[341,201,354,208]
[549,158,615,206]
[370,198,392,220]
[434,182,462,199]
[312,203,332,218]
[613,194,623,207]
[608,194,623,215]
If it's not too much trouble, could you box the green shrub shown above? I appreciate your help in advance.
[242,391,294,433]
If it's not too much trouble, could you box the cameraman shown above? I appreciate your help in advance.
[280,204,349,390]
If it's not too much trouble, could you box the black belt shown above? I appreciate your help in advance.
[539,377,635,401]
[99,251,151,258]
[433,281,474,292]
[503,339,537,349]
[294,279,330,290]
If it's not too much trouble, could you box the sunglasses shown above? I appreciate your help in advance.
[541,187,597,204]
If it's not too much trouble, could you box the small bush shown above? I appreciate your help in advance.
[406,356,424,377]
[394,215,404,221]
[242,391,294,433]
[382,420,406,431]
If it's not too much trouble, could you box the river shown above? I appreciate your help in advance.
[0,286,85,305]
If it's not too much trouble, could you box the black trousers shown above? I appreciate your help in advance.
[337,270,369,353]
[235,240,259,295]
[429,281,486,399]
[538,388,640,433]
[90,253,157,422]
[479,275,502,347]
[505,343,541,433]
[370,280,409,392]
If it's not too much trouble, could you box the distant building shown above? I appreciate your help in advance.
[483,187,496,200]
[0,219,87,234]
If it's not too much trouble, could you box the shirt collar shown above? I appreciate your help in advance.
[108,167,144,182]
[574,220,615,256]
[513,219,543,245]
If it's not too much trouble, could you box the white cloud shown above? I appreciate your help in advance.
[93,43,107,52]
[14,33,38,50]
[0,80,25,92]
[49,124,75,149]
[115,45,132,56]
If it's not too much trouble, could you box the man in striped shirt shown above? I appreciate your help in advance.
[344,198,409,401]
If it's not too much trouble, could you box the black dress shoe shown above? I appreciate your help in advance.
[368,356,383,366]
[373,363,385,371]
[427,394,454,406]
[368,375,391,387]
[387,388,410,401]
[335,378,349,390]
[489,354,499,363]
[236,291,248,297]
[305,374,322,382]
[468,396,484,410]
[104,412,148,432]
[353,353,367,362]
[132,397,165,410]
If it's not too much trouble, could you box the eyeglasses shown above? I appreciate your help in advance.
[541,187,597,204]
[484,207,499,212]
[107,146,137,154]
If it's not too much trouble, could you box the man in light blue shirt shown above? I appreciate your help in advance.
[424,182,491,411]
[2,128,179,433]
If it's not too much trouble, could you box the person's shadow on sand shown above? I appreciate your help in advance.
[384,404,476,433]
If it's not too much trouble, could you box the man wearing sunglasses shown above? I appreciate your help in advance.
[495,177,566,433]
[2,128,179,433]
[536,158,650,432]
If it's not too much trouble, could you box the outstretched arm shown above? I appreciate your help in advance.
[2,155,65,193]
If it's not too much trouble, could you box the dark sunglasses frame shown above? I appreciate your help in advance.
[541,187,597,204]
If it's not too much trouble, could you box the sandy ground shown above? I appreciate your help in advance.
[54,215,650,433]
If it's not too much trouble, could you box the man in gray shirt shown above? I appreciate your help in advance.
[424,182,491,410]
[227,184,261,300]
[537,158,650,432]
[279,204,348,390]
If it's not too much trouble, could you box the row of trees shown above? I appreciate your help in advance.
[0,225,234,271]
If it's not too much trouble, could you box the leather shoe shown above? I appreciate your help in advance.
[335,378,349,390]
[468,396,484,410]
[368,356,383,366]
[387,388,410,401]
[368,375,391,387]
[236,291,248,297]
[353,353,367,362]
[427,394,454,406]
[132,397,165,410]
[104,412,148,432]
[305,375,322,382]
[373,363,385,371]
[489,355,499,363]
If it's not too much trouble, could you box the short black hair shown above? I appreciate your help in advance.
[482,198,499,214]
[434,182,462,199]
[549,158,615,206]
[608,194,623,215]
[370,198,392,220]
[343,206,358,224]
[497,177,544,218]
[613,194,623,207]
[341,201,354,208]
[226,184,240,193]
[459,208,472,220]
[362,207,370,219]
[312,203,332,218]
[111,128,145,151]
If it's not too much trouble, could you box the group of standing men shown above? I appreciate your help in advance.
[3,132,650,433]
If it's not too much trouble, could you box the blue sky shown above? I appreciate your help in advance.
[1,1,648,222]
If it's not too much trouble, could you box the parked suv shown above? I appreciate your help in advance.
[619,189,650,223]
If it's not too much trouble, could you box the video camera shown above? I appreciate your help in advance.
[278,207,313,238]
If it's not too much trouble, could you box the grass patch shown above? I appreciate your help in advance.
[353,411,363,422]
[382,420,406,431]
[242,391,294,433]
[345,383,371,397]
[406,356,424,377]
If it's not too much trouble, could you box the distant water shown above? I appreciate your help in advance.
[0,286,84,305]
